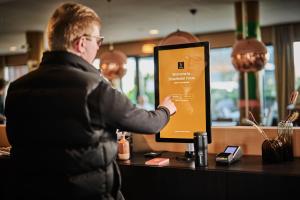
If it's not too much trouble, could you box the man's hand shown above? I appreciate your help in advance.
[159,96,177,116]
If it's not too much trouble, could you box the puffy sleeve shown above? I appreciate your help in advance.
[94,80,170,134]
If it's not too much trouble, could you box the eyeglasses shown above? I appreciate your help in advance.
[83,34,104,46]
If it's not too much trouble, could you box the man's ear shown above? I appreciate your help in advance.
[73,37,86,54]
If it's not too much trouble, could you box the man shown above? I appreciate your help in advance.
[4,3,176,200]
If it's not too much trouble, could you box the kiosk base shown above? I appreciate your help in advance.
[175,143,195,162]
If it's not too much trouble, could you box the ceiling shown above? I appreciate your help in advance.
[0,0,300,54]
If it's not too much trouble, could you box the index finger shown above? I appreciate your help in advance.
[164,96,172,101]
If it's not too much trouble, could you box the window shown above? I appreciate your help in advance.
[121,57,137,104]
[4,65,29,82]
[210,47,239,125]
[121,56,154,110]
[262,45,276,126]
[120,45,276,125]
[210,45,276,126]
[294,42,300,90]
[137,57,155,110]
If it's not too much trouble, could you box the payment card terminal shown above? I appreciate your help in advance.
[216,146,243,165]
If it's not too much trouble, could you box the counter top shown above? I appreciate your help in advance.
[118,152,300,176]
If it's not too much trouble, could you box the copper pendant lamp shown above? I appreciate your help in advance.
[100,45,127,81]
[231,38,268,72]
[231,1,269,124]
[158,29,200,46]
[100,0,127,81]
[159,8,200,46]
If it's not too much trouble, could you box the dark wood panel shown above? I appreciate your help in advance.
[225,172,300,200]
[1,152,300,200]
[120,165,226,200]
[118,152,300,200]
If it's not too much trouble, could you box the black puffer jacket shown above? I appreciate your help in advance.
[4,51,170,200]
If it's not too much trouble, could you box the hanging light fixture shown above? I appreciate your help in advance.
[231,1,268,72]
[100,44,127,81]
[99,0,127,81]
[158,29,199,46]
[158,8,199,46]
[231,38,269,72]
[231,1,269,124]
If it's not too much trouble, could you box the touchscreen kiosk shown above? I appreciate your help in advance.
[154,42,211,144]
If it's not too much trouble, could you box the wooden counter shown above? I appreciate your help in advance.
[1,151,300,200]
[118,152,300,200]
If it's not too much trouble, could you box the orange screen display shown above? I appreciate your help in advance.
[157,45,208,140]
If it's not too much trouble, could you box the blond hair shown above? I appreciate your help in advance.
[47,3,101,51]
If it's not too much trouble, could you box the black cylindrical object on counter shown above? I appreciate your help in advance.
[194,132,208,167]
